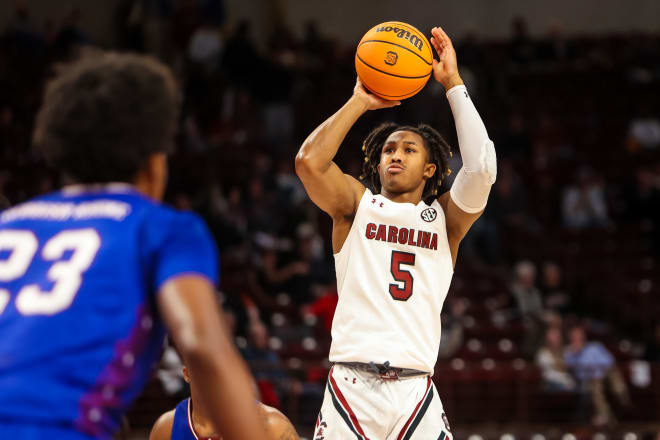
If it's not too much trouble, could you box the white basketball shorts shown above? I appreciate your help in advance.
[313,364,453,440]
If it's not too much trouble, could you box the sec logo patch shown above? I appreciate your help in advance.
[420,207,437,222]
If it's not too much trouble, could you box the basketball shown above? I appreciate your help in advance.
[355,21,433,100]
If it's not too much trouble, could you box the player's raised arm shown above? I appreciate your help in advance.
[295,79,399,220]
[158,276,267,440]
[431,26,497,261]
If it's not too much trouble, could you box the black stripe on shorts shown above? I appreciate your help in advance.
[327,382,363,440]
[402,387,434,440]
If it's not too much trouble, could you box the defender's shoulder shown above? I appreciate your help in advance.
[149,409,175,440]
[260,403,299,440]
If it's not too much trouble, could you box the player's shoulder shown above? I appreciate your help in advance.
[145,201,208,232]
[149,408,175,440]
[260,403,299,440]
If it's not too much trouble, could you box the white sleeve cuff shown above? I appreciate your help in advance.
[445,84,467,99]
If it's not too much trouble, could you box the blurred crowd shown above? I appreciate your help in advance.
[1,0,660,431]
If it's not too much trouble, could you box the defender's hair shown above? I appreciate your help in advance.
[360,122,452,199]
[33,51,180,184]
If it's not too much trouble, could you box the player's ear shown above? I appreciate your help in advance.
[423,162,436,179]
[182,366,190,384]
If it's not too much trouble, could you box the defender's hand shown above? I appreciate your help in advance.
[353,77,400,110]
[430,27,463,90]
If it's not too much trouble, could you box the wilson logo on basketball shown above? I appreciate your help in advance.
[375,26,424,51]
[384,51,398,65]
[421,207,437,222]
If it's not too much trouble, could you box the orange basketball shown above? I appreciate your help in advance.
[355,21,433,100]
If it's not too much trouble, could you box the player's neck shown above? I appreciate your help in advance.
[133,177,159,200]
[380,187,424,205]
[190,399,219,437]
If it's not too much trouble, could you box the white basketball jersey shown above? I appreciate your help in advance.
[329,189,454,373]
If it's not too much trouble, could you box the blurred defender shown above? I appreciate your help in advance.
[0,52,265,439]
[296,27,496,439]
[149,363,299,440]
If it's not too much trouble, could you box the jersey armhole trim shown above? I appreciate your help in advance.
[333,188,372,257]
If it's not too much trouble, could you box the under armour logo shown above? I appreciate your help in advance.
[379,202,384,208]
[371,198,376,204]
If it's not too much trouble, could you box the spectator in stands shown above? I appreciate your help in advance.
[221,20,260,89]
[487,159,539,238]
[290,223,332,302]
[564,325,632,426]
[240,319,288,409]
[562,166,610,229]
[256,233,310,301]
[187,16,223,74]
[511,260,545,357]
[302,286,338,334]
[536,326,576,391]
[540,262,572,314]
[438,297,467,359]
[509,16,535,67]
[626,102,660,152]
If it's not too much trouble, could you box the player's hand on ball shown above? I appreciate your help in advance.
[353,77,401,110]
[430,27,463,90]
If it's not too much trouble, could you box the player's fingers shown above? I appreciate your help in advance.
[430,37,442,55]
[438,27,454,48]
[432,29,445,49]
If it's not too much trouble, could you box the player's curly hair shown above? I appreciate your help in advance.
[33,51,180,184]
[360,122,453,199]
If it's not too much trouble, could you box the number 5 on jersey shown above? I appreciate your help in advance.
[389,250,415,301]
[0,229,101,316]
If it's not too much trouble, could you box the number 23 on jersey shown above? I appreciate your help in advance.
[0,229,101,316]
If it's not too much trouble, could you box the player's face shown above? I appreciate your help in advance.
[377,131,436,196]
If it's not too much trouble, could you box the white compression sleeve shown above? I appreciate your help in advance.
[446,85,497,213]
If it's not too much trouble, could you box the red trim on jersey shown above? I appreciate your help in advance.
[396,376,432,440]
[328,367,370,440]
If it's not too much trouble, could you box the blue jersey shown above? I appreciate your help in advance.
[171,398,208,440]
[0,185,219,439]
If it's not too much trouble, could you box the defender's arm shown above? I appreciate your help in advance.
[158,276,267,440]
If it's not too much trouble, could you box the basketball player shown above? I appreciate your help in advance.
[296,27,496,439]
[149,364,299,440]
[0,52,266,439]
